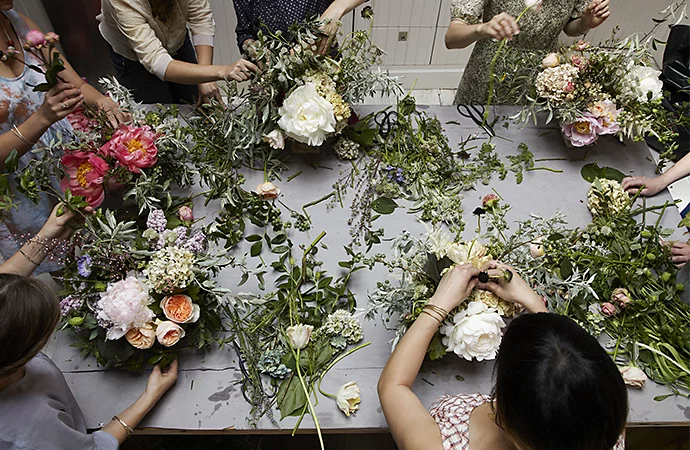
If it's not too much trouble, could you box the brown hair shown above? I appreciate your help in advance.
[0,274,60,377]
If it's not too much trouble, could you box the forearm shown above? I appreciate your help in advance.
[0,234,52,276]
[0,113,51,168]
[194,45,214,66]
[445,21,485,49]
[658,154,690,186]
[101,392,158,444]
[379,314,440,391]
[563,18,586,37]
[163,60,225,84]
[326,0,368,18]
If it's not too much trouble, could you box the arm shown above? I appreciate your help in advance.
[378,264,480,450]
[232,0,256,52]
[563,0,610,37]
[445,13,520,50]
[100,360,178,444]
[317,0,368,54]
[622,153,690,196]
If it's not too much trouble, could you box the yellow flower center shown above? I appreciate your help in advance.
[76,161,93,187]
[126,139,145,154]
[574,121,591,134]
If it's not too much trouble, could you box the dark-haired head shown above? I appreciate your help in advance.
[0,274,59,377]
[493,313,627,450]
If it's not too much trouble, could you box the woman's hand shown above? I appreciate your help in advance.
[198,81,224,106]
[579,0,610,31]
[37,203,92,242]
[621,175,666,196]
[143,359,178,403]
[95,96,130,129]
[428,264,480,312]
[477,260,547,313]
[222,59,259,82]
[477,12,520,41]
[671,242,690,268]
[37,82,84,126]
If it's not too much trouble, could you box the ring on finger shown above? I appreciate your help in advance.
[61,101,69,110]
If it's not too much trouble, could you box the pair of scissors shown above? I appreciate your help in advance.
[374,110,399,138]
[456,104,495,137]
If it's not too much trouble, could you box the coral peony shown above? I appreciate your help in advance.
[60,151,109,207]
[100,124,158,173]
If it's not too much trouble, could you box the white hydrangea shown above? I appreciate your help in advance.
[144,246,196,294]
[535,64,579,103]
[587,178,630,217]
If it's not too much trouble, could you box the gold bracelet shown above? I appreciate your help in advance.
[11,125,36,146]
[18,248,40,265]
[425,304,449,320]
[113,415,134,437]
[420,310,443,325]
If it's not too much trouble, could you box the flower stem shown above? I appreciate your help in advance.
[294,347,324,449]
[317,341,371,398]
[525,166,563,173]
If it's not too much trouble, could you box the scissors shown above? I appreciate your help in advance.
[456,104,495,137]
[374,110,399,138]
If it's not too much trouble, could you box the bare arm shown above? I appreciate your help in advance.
[445,13,520,50]
[163,58,257,84]
[563,0,610,37]
[378,264,480,450]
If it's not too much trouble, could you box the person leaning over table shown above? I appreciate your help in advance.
[623,153,690,268]
[0,5,129,275]
[0,205,179,450]
[445,0,611,105]
[378,261,628,450]
[233,0,369,58]
[98,0,258,105]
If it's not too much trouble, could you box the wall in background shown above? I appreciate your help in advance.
[13,0,683,90]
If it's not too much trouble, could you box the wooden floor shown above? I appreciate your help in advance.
[123,427,689,449]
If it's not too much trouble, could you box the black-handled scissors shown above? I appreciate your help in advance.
[456,104,495,137]
[374,110,399,138]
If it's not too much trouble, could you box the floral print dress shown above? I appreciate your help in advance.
[451,0,590,104]
[429,393,626,450]
[0,10,72,273]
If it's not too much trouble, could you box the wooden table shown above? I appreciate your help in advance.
[46,106,690,432]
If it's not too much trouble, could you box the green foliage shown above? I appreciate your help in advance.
[581,162,626,183]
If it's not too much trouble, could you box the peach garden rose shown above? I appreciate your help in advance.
[160,294,200,324]
[125,322,156,349]
[156,320,186,347]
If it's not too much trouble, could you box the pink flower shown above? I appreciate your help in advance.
[570,54,585,69]
[25,30,45,47]
[574,40,590,51]
[156,320,185,347]
[482,193,499,208]
[67,108,98,133]
[178,205,194,222]
[561,113,601,147]
[100,124,158,174]
[589,100,620,135]
[60,151,109,208]
[601,302,617,317]
[255,182,280,200]
[44,32,59,45]
[611,288,632,308]
[564,81,575,93]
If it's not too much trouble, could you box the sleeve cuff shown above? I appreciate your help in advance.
[192,34,214,47]
[92,430,119,450]
[151,53,174,80]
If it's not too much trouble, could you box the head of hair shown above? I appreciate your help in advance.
[492,312,628,450]
[0,274,59,377]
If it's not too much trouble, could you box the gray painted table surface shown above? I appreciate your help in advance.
[47,106,690,432]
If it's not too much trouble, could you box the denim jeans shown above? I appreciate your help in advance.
[109,34,200,104]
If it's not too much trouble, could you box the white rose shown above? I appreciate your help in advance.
[541,53,559,68]
[619,365,647,389]
[336,381,361,417]
[255,181,281,200]
[440,301,505,361]
[286,324,314,350]
[524,0,543,12]
[446,243,469,265]
[262,129,285,150]
[278,83,336,146]
[628,66,663,103]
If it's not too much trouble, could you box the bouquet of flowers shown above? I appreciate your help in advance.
[366,224,522,361]
[58,205,234,369]
[497,36,678,149]
[17,78,194,213]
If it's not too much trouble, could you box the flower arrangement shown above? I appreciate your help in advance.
[496,36,679,149]
[366,225,522,361]
[58,205,235,369]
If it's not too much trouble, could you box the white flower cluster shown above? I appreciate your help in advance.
[97,272,155,340]
[587,178,630,217]
[278,83,336,146]
[619,65,663,103]
[333,137,361,160]
[441,301,505,361]
[535,63,579,103]
[143,246,196,294]
[304,71,351,131]
[315,309,363,350]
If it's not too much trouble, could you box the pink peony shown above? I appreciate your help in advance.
[97,273,155,340]
[178,205,194,222]
[67,108,98,133]
[25,30,45,47]
[601,302,617,317]
[561,113,601,147]
[60,151,109,207]
[100,124,158,174]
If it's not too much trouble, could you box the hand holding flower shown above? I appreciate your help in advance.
[37,82,84,127]
[477,261,547,313]
[478,12,520,41]
[95,95,131,129]
[428,264,480,312]
[143,359,179,402]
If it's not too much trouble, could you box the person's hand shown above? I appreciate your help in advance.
[671,242,690,268]
[95,95,131,129]
[143,359,178,402]
[477,12,520,41]
[477,260,547,313]
[222,59,259,82]
[621,176,667,197]
[580,0,610,31]
[428,264,480,312]
[37,203,93,242]
[197,81,224,106]
[317,2,346,54]
[37,82,84,126]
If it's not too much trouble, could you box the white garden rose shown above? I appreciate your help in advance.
[286,324,314,350]
[625,66,663,103]
[619,365,647,388]
[278,83,336,146]
[446,241,487,265]
[440,301,505,361]
[335,381,361,417]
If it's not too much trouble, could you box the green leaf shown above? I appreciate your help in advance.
[250,241,262,257]
[278,377,307,419]
[4,149,18,172]
[245,234,262,242]
[371,197,398,215]
[654,394,673,402]
[148,354,163,365]
[455,375,465,382]
[581,163,625,183]
[428,333,446,360]
[560,258,573,280]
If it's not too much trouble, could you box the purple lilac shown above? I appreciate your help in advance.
[77,254,92,277]
[146,209,167,232]
[183,232,206,253]
[59,295,82,316]
[173,226,189,246]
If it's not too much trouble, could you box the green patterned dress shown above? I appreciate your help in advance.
[452,0,590,104]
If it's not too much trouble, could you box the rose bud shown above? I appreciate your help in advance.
[156,320,186,347]
[541,53,559,68]
[25,30,46,47]
[611,288,632,309]
[482,193,499,208]
[336,381,361,417]
[125,323,156,349]
[529,242,545,258]
[255,181,281,200]
[286,324,313,350]
[44,32,60,45]
[524,0,543,12]
[574,40,589,51]
[262,129,285,150]
[600,302,617,317]
[178,205,194,222]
